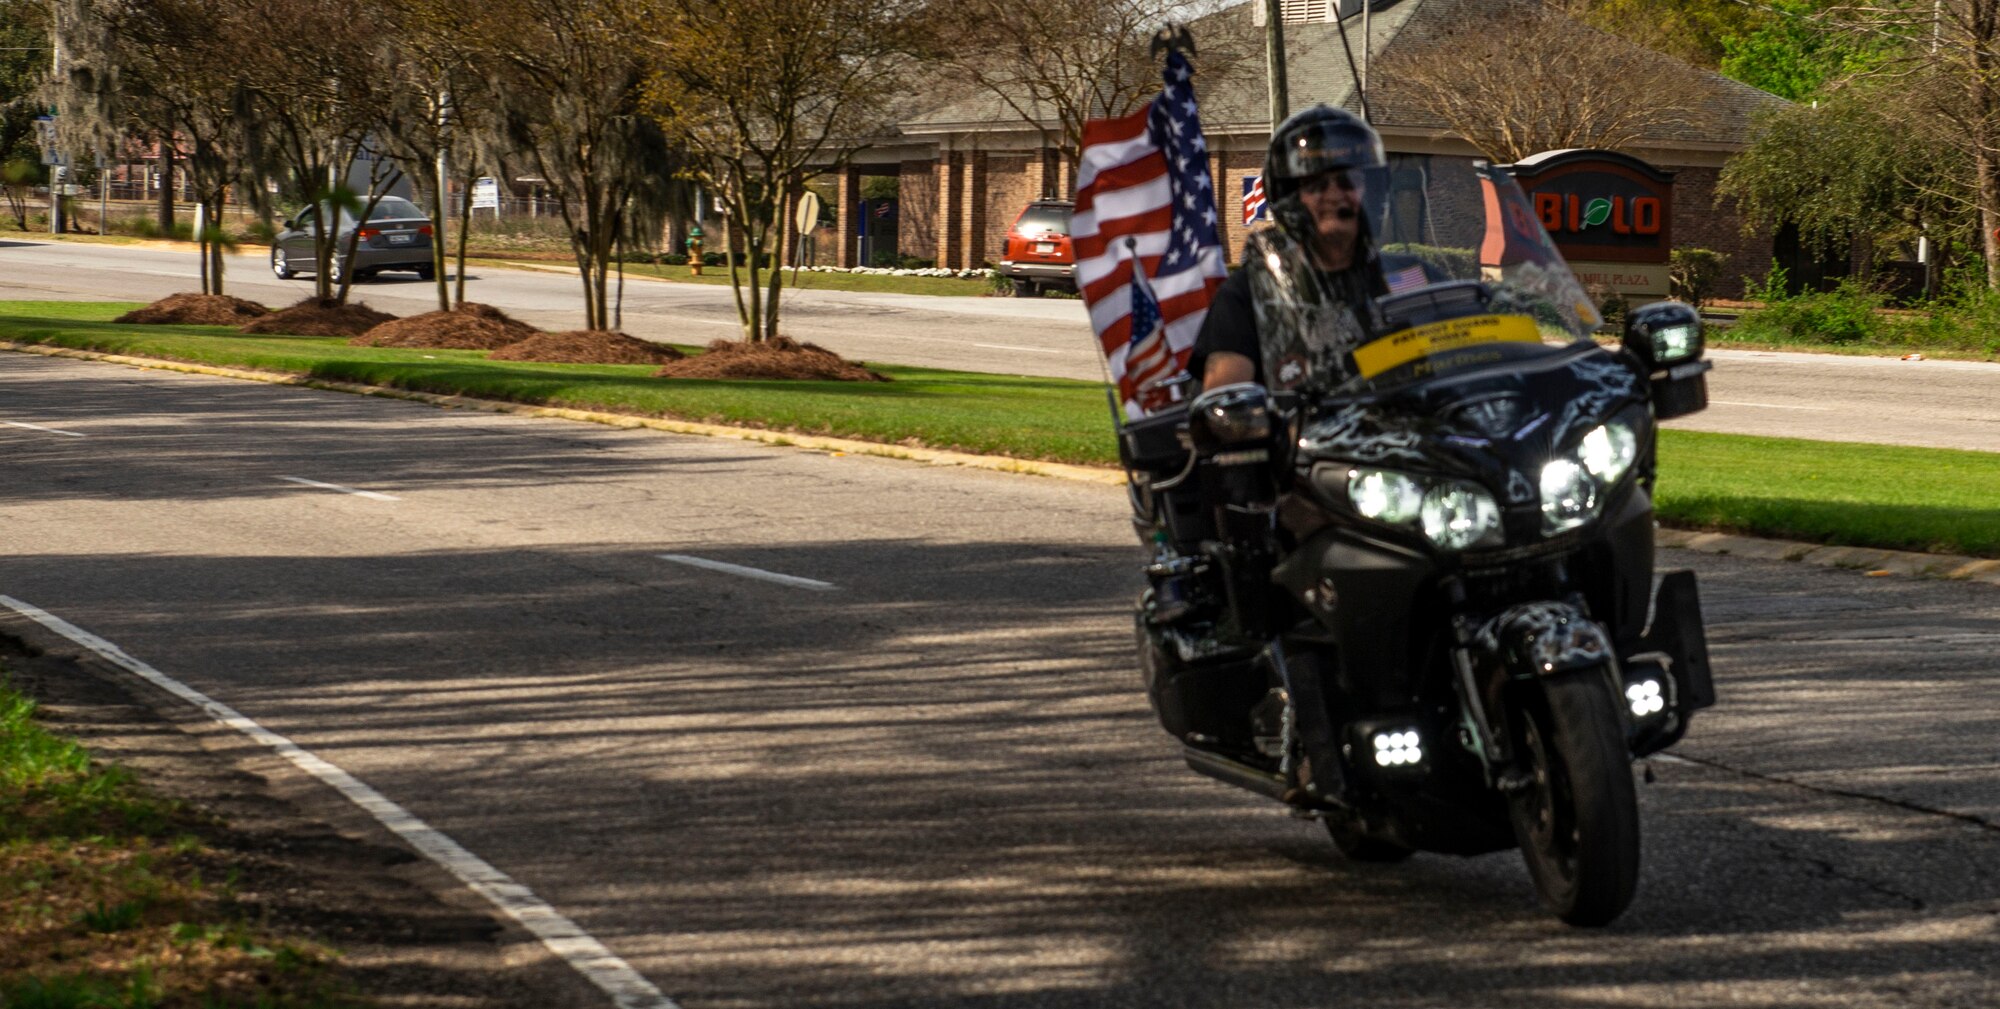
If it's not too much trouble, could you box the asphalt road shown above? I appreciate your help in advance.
[3,352,1996,1008]
[2,238,1996,453]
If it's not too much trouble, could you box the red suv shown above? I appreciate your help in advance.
[996,199,1075,297]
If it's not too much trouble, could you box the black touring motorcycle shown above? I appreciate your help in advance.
[1119,163,1716,925]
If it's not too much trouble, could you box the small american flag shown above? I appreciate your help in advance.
[1242,175,1265,226]
[1124,252,1178,414]
[1075,48,1227,419]
[873,202,894,218]
[1386,263,1428,293]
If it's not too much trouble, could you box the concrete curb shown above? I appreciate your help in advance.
[1654,529,2000,587]
[0,340,1126,486]
[8,340,1993,586]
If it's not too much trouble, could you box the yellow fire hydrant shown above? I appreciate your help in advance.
[687,226,705,276]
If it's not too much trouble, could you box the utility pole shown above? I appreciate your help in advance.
[1264,0,1288,128]
[48,0,62,236]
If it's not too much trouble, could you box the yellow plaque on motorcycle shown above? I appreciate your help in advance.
[1352,314,1543,382]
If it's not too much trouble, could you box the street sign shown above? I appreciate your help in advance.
[794,191,821,236]
[471,177,498,210]
[34,116,68,168]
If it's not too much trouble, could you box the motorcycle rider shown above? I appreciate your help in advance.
[1165,105,1404,802]
[1188,105,1397,390]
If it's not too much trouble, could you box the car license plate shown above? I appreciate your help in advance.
[388,233,413,245]
[1035,241,1054,254]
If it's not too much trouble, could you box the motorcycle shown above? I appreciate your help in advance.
[1119,162,1715,926]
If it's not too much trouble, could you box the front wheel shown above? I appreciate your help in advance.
[271,247,295,279]
[1507,669,1640,926]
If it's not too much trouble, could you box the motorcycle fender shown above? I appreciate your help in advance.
[1471,601,1626,755]
[1476,601,1617,680]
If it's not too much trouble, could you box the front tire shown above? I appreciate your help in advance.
[271,247,295,279]
[1012,279,1041,298]
[1507,670,1640,926]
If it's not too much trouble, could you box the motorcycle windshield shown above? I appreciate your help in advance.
[1250,162,1602,397]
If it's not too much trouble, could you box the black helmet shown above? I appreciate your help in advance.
[1262,105,1385,203]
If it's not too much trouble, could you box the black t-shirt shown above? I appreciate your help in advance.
[1188,260,1381,387]
[1186,267,1258,385]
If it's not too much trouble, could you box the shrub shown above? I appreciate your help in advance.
[1734,266,1892,346]
[1381,243,1475,278]
[986,269,1012,295]
[897,254,935,269]
[1669,248,1725,309]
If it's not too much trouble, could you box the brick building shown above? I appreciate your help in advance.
[823,0,1793,297]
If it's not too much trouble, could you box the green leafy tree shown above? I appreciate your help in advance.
[1715,1,1895,101]
[0,0,50,228]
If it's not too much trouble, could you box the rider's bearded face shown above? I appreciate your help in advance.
[1298,168,1363,269]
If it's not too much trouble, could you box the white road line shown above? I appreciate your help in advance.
[658,554,837,591]
[277,475,400,501]
[4,420,86,437]
[970,342,1064,354]
[0,595,681,1009]
[1708,400,1834,412]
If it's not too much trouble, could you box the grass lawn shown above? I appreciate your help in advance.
[4,300,1995,557]
[0,301,1116,463]
[1655,430,2000,558]
[0,668,353,1007]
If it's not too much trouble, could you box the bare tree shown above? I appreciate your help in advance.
[232,0,404,304]
[468,0,683,332]
[1375,0,1700,163]
[641,0,929,342]
[932,0,1242,179]
[372,0,502,311]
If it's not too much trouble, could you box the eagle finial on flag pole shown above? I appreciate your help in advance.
[1151,23,1196,62]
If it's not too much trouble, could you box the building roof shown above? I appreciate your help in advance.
[901,0,1786,151]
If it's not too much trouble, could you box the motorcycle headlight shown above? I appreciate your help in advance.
[1421,482,1504,551]
[1347,468,1425,524]
[1578,421,1637,485]
[1540,458,1599,534]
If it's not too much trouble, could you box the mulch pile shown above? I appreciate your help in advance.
[655,337,888,382]
[115,293,270,326]
[350,303,540,351]
[485,330,686,365]
[239,298,397,337]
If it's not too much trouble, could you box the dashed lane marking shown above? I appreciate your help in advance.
[0,594,681,1009]
[1709,400,1834,412]
[970,342,1065,354]
[278,475,400,501]
[4,420,85,437]
[658,553,837,591]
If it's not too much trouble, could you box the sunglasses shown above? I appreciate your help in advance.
[1299,171,1361,195]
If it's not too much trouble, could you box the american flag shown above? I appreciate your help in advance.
[1075,48,1227,419]
[1242,175,1266,226]
[1386,263,1428,293]
[1123,253,1177,414]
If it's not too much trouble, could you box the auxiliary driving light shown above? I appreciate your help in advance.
[1372,729,1424,767]
[1626,679,1666,717]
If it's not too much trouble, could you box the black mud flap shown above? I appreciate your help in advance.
[1638,570,1714,711]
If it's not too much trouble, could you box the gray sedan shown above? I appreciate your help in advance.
[270,197,435,283]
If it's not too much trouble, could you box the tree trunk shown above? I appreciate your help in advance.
[429,167,449,312]
[455,163,477,307]
[210,191,226,296]
[155,134,175,234]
